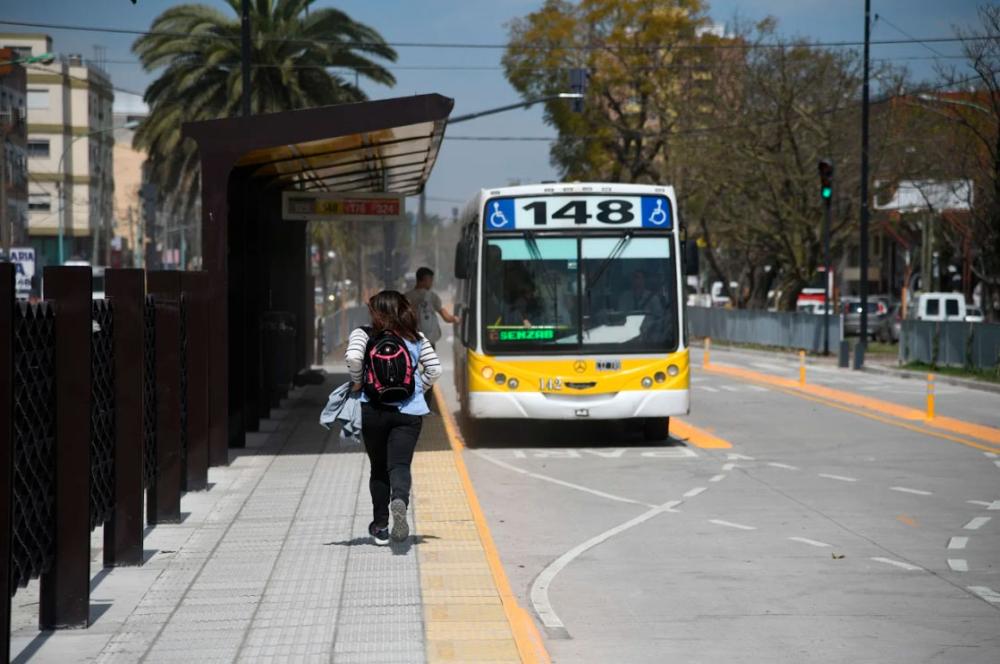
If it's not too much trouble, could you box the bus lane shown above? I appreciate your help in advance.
[440,339,1000,663]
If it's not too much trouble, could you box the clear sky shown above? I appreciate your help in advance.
[0,0,986,219]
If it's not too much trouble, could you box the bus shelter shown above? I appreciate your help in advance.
[183,94,453,449]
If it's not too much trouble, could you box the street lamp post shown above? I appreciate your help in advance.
[56,120,138,264]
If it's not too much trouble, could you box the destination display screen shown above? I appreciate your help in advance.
[483,195,672,232]
[496,328,557,342]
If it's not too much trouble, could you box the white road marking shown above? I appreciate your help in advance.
[989,501,1000,510]
[948,537,969,550]
[709,519,757,531]
[640,448,699,459]
[581,449,626,458]
[512,450,527,459]
[746,385,770,392]
[727,453,755,461]
[871,557,923,571]
[767,462,799,470]
[471,451,655,508]
[964,517,991,530]
[948,559,969,572]
[967,500,993,507]
[968,586,1000,603]
[709,474,726,482]
[722,462,736,471]
[720,385,741,392]
[699,386,720,393]
[530,500,681,628]
[788,537,832,548]
[683,487,707,498]
[985,452,999,458]
[890,486,933,496]
[819,473,858,482]
[994,460,1000,470]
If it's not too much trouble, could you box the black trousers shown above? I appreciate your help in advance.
[361,403,423,526]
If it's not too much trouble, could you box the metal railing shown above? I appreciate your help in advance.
[10,301,56,591]
[899,320,1000,371]
[687,306,843,353]
[322,305,370,357]
[90,299,116,531]
[0,265,217,662]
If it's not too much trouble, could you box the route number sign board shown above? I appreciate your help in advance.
[282,191,405,222]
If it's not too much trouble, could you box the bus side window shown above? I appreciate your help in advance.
[456,221,479,348]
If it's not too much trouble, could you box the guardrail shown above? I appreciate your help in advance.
[0,265,218,663]
[899,320,1000,371]
[322,305,370,357]
[687,305,842,353]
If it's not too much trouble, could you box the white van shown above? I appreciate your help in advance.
[915,292,966,322]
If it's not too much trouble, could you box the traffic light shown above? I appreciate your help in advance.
[818,159,834,203]
[568,68,587,113]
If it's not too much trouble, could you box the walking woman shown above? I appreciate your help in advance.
[345,290,442,544]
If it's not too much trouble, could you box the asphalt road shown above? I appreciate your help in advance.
[438,341,1000,663]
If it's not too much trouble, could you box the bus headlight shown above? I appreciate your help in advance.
[507,377,519,389]
[481,366,495,379]
[641,376,653,389]
[654,371,666,383]
[495,373,507,385]
[667,364,680,377]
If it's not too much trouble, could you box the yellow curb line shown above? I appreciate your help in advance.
[671,419,733,449]
[704,362,1000,454]
[432,389,552,664]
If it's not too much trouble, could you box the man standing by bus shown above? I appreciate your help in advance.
[405,267,459,349]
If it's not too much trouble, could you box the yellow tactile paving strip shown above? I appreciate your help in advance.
[412,393,550,664]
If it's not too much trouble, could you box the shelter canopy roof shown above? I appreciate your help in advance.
[183,93,453,196]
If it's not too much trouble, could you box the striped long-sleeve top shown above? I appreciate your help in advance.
[345,328,442,415]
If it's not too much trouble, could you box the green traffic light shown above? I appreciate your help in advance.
[821,186,832,199]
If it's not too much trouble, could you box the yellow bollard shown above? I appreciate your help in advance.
[799,350,806,385]
[704,338,711,366]
[926,373,935,420]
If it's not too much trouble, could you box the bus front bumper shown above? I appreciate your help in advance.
[467,389,689,420]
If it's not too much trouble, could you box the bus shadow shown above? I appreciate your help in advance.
[455,412,687,450]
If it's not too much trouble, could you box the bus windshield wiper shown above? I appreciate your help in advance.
[586,232,633,296]
[523,230,543,262]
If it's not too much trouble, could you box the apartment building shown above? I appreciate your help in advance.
[0,33,114,267]
[0,48,28,255]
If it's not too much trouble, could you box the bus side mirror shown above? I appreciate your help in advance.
[455,240,469,279]
[683,240,699,276]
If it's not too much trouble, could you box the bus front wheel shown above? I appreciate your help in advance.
[642,417,671,442]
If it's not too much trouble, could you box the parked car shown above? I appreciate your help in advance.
[796,302,835,315]
[875,303,902,343]
[842,297,889,338]
[913,292,966,322]
[965,305,985,323]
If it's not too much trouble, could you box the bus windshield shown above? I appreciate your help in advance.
[483,235,678,353]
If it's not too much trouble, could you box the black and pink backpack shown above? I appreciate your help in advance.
[361,326,416,404]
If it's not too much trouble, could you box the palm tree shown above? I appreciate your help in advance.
[132,0,397,235]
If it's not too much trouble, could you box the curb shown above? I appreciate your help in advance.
[861,364,1000,395]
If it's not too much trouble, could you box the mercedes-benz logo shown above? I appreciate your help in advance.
[573,360,587,374]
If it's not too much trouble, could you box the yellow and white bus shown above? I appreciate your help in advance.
[451,182,691,441]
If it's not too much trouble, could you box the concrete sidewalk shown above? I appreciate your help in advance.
[10,378,526,663]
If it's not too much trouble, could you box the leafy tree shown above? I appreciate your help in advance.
[929,5,1000,320]
[132,0,397,221]
[503,0,716,182]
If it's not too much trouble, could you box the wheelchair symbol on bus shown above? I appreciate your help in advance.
[489,202,511,228]
[647,199,668,226]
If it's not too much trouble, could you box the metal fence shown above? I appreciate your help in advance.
[1,265,218,660]
[899,320,1000,370]
[10,301,56,591]
[322,305,370,356]
[90,299,116,530]
[687,306,843,353]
